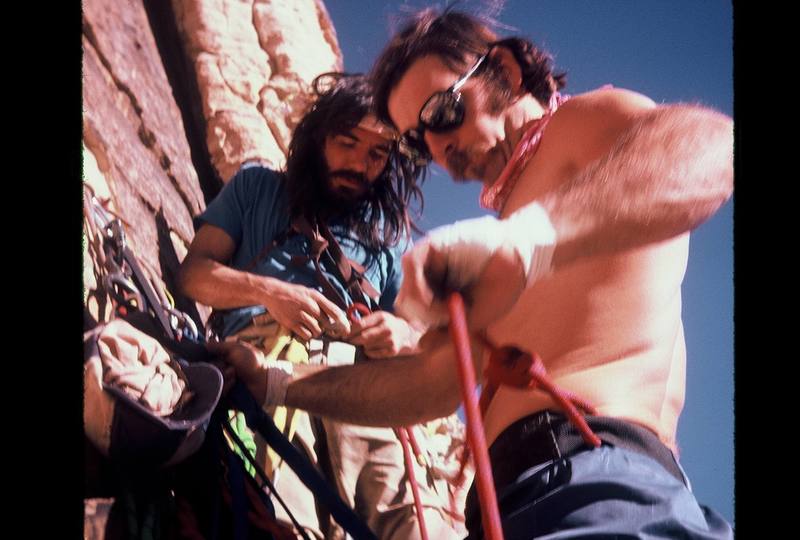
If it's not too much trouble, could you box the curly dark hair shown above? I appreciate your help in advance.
[284,72,424,250]
[371,7,567,127]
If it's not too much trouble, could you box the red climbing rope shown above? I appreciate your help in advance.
[447,292,603,540]
[475,333,601,448]
[349,290,603,540]
[346,303,430,540]
[447,293,504,540]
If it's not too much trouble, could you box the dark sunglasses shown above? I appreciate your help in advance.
[400,53,488,163]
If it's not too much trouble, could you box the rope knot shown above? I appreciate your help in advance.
[485,345,544,390]
[477,334,601,448]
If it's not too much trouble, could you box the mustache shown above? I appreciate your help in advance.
[329,169,369,188]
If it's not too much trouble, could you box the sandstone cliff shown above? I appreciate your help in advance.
[82,0,342,326]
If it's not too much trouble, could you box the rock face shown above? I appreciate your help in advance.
[82,0,343,324]
[171,0,343,182]
[83,0,204,293]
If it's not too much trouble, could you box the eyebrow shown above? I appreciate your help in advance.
[335,131,359,142]
[336,131,391,154]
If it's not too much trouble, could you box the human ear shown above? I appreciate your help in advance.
[489,46,524,97]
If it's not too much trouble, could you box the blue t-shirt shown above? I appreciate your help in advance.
[196,165,405,336]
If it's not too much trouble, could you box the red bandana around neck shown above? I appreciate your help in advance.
[480,92,568,213]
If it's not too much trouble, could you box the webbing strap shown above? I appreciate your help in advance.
[222,419,312,540]
[122,246,174,338]
[125,313,363,538]
[229,383,378,540]
[237,215,381,315]
[243,228,291,273]
[293,216,379,311]
[316,221,380,304]
[226,439,249,540]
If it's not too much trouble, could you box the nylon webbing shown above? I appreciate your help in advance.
[228,383,378,540]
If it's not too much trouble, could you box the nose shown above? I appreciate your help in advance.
[344,149,368,174]
[425,130,456,166]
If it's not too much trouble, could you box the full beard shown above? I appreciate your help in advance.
[322,172,373,216]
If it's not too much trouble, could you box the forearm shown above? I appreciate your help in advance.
[286,343,463,426]
[178,255,278,309]
[546,105,733,269]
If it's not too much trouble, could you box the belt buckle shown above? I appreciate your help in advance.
[519,410,553,440]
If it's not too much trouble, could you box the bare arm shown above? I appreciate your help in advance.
[178,224,272,309]
[212,329,478,426]
[178,224,345,341]
[542,92,733,270]
[287,336,461,426]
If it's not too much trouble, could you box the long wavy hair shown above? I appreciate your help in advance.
[371,7,567,127]
[284,73,424,250]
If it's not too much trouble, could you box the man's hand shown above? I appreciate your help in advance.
[347,311,424,358]
[207,340,267,404]
[395,204,557,330]
[262,280,349,341]
[396,242,527,331]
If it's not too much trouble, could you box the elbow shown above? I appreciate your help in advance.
[661,106,733,232]
[420,380,463,423]
[712,113,734,199]
[694,112,734,227]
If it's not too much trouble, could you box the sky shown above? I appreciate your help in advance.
[325,0,734,526]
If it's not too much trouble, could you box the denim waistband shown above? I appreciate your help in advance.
[463,410,687,531]
[486,410,685,491]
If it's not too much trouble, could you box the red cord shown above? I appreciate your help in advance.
[475,334,601,448]
[346,302,371,321]
[396,427,430,540]
[447,293,505,540]
[447,292,603,540]
[352,293,601,540]
[347,302,429,540]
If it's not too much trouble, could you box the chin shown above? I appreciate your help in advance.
[445,164,478,183]
[330,191,365,210]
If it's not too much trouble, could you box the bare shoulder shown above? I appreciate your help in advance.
[562,87,657,115]
[508,88,662,212]
[545,87,658,167]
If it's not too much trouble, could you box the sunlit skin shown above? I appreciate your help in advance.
[386,49,729,449]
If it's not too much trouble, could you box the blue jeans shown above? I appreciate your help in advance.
[465,428,733,539]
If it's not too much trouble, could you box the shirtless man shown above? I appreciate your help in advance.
[214,9,733,538]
